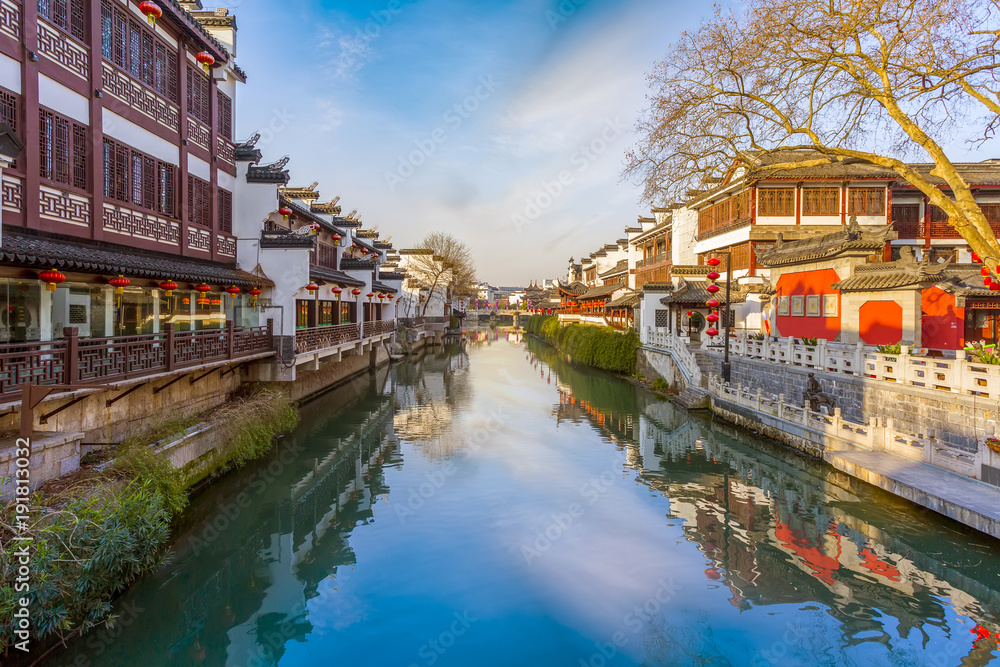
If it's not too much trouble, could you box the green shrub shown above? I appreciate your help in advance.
[526,315,640,375]
[651,378,669,391]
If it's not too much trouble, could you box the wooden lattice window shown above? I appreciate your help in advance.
[758,189,795,216]
[802,188,840,216]
[848,188,885,216]
[103,137,176,217]
[217,91,233,141]
[218,189,233,234]
[100,1,178,103]
[892,204,920,223]
[188,175,211,227]
[187,66,211,125]
[0,89,17,170]
[38,0,86,41]
[929,205,949,222]
[39,109,87,190]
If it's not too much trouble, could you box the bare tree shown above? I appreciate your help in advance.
[625,0,1000,266]
[406,232,477,316]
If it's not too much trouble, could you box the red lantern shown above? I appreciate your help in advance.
[707,298,720,308]
[707,271,721,281]
[986,277,993,286]
[195,283,212,294]
[310,223,321,235]
[226,285,241,299]
[139,1,162,25]
[196,51,215,73]
[360,247,369,255]
[992,282,1000,292]
[366,292,375,302]
[248,287,262,306]
[706,327,720,337]
[159,280,178,297]
[306,282,319,295]
[332,233,343,244]
[333,286,343,300]
[707,313,720,323]
[38,269,65,292]
[973,252,981,263]
[982,267,990,277]
[707,257,721,267]
[278,206,293,222]
[108,274,130,294]
[353,288,363,298]
[687,310,693,317]
[378,293,386,300]
[706,284,720,294]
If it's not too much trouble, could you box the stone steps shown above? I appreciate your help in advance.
[675,386,711,411]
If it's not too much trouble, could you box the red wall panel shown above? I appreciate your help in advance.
[775,269,842,340]
[860,300,903,345]
[921,286,963,350]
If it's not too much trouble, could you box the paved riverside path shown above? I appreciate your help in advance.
[825,450,1000,540]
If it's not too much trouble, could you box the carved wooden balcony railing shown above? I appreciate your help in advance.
[364,320,396,338]
[0,322,274,398]
[295,324,362,354]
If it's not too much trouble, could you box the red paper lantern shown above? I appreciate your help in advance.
[139,1,162,25]
[973,252,981,263]
[687,310,693,317]
[306,282,319,295]
[982,267,990,277]
[360,247,369,255]
[332,234,343,244]
[38,269,65,292]
[992,282,1000,292]
[108,274,131,294]
[707,257,721,267]
[226,285,241,299]
[707,271,721,281]
[248,288,262,297]
[195,51,215,73]
[707,298,720,308]
[195,283,212,294]
[707,313,719,323]
[706,327,720,337]
[159,280,178,296]
[706,284,720,294]
[378,293,386,300]
[353,288,363,298]
[278,206,293,221]
[366,292,375,301]
[332,286,343,300]
[986,277,993,286]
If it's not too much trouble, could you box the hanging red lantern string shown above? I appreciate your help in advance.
[159,280,178,297]
[195,51,215,74]
[139,1,162,26]
[226,285,241,300]
[38,269,65,292]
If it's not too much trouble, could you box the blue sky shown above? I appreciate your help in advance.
[209,0,699,284]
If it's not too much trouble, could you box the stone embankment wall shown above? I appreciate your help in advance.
[697,353,995,455]
[635,348,690,390]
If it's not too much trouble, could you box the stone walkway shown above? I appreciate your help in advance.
[825,450,1000,540]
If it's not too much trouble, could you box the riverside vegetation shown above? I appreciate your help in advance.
[0,389,298,657]
[526,315,639,375]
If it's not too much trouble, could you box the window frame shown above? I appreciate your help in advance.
[38,0,87,43]
[802,188,840,216]
[102,137,177,218]
[39,107,88,192]
[847,188,886,216]
[757,188,795,217]
[187,174,212,228]
[100,0,179,104]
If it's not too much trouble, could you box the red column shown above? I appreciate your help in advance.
[22,0,40,232]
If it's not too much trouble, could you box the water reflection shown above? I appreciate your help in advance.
[50,332,1000,667]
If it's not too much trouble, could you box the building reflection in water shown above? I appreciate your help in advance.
[531,338,1000,665]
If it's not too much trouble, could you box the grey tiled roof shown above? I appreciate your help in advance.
[1,229,271,289]
[658,278,747,305]
[755,219,896,267]
[310,266,365,287]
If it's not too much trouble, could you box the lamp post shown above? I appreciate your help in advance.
[708,250,734,384]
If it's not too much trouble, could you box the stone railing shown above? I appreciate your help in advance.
[713,333,1000,397]
[708,375,982,478]
[644,327,701,386]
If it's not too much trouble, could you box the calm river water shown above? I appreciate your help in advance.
[50,330,1000,666]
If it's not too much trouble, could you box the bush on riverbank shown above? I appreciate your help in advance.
[526,315,639,375]
[0,390,299,656]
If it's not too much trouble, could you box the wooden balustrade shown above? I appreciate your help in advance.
[0,322,274,398]
[295,324,362,354]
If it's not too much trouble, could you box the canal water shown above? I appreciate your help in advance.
[51,330,1000,667]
